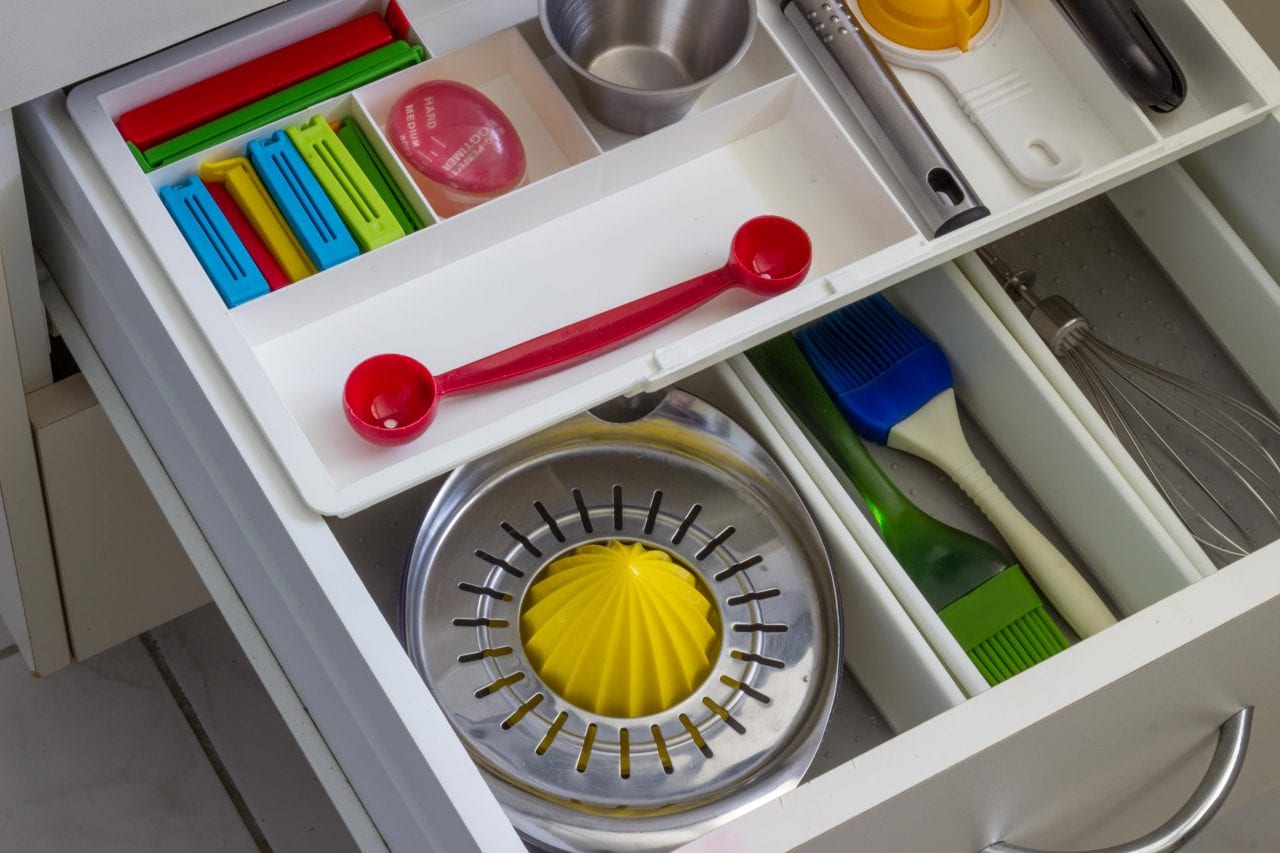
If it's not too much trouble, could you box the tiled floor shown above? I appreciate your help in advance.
[147,607,358,853]
[0,638,253,851]
[0,605,357,853]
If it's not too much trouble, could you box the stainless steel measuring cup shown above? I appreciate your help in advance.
[540,0,757,134]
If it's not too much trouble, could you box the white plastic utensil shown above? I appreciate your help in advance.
[888,389,1116,637]
[852,0,1085,188]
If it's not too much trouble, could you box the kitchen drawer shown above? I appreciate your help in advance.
[15,0,1280,850]
[26,371,209,661]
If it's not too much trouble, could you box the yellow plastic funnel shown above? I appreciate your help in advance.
[857,0,990,51]
[520,541,721,718]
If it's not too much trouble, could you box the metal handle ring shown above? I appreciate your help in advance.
[985,706,1253,853]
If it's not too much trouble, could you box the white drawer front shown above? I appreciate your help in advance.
[695,549,1280,851]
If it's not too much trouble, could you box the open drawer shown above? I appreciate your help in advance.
[16,0,1280,850]
[55,0,1280,515]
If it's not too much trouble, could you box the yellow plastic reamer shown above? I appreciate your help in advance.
[857,0,991,51]
[520,541,721,718]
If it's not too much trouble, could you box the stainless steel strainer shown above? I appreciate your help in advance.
[400,389,841,851]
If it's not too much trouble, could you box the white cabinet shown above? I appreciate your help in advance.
[14,0,1280,848]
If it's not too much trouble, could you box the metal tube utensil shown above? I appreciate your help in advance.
[782,0,989,237]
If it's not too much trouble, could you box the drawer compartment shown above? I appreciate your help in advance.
[732,261,1198,694]
[968,156,1280,571]
[324,361,962,849]
[310,162,1276,838]
[59,0,1280,515]
[28,123,1280,845]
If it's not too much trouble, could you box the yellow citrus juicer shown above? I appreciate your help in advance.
[400,389,841,852]
[852,0,1085,187]
[521,541,722,719]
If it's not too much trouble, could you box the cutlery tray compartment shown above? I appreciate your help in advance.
[728,132,1280,693]
[969,151,1280,572]
[732,260,1201,694]
[837,0,1270,213]
[65,0,924,515]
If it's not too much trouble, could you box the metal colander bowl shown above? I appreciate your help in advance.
[400,389,842,851]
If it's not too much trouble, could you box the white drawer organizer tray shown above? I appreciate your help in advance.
[62,0,1280,516]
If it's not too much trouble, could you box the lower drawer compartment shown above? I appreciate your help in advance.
[301,127,1280,846]
[327,362,957,849]
[22,72,1280,850]
[317,175,1273,847]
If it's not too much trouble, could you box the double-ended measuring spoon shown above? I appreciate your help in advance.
[344,215,813,445]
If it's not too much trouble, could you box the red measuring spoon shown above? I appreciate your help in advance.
[344,215,812,445]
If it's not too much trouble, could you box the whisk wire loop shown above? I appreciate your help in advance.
[983,248,1280,565]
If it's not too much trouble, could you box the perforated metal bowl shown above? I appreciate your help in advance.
[400,390,841,851]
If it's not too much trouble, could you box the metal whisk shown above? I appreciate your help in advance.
[977,246,1280,565]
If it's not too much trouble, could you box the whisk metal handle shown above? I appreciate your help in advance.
[889,390,1118,638]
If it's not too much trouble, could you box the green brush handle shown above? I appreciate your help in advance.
[747,335,1012,610]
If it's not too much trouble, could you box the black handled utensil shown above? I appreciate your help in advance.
[1056,0,1186,112]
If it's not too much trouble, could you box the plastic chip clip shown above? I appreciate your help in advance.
[117,13,395,150]
[200,157,316,283]
[287,116,405,251]
[247,133,360,270]
[204,180,290,290]
[140,42,427,170]
[158,176,269,307]
[334,120,427,233]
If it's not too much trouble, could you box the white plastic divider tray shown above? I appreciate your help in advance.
[964,155,1280,572]
[731,260,1199,695]
[357,26,602,215]
[63,0,1280,515]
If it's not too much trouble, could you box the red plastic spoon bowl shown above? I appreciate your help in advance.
[344,215,812,444]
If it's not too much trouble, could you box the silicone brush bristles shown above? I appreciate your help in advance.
[798,298,922,383]
[795,294,954,444]
[967,609,1070,684]
[936,565,1070,686]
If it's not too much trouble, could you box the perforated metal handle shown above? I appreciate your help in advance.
[780,0,987,237]
[985,707,1253,853]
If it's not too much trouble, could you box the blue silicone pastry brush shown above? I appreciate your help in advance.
[796,294,1116,638]
[748,334,1069,683]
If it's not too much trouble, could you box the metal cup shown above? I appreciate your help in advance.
[540,0,757,135]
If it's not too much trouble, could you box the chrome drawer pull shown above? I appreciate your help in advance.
[985,707,1253,853]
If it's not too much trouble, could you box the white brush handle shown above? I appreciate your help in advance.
[889,391,1116,638]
